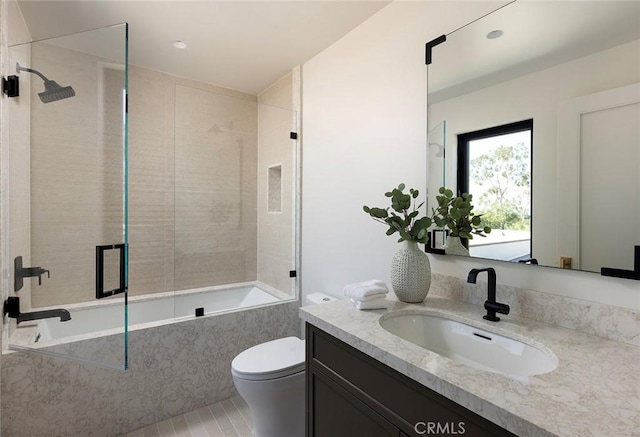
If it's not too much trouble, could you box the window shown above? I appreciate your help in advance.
[457,119,533,261]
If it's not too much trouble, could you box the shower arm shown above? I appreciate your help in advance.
[16,63,49,82]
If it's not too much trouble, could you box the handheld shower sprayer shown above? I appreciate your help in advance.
[16,62,75,103]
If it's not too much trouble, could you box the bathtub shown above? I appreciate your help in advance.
[2,280,301,437]
[18,281,286,346]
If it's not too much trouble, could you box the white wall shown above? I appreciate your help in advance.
[301,0,640,311]
[301,1,505,295]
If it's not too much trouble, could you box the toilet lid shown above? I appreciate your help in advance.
[232,337,305,381]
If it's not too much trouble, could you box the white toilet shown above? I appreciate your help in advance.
[231,293,336,437]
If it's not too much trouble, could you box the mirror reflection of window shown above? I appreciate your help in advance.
[457,119,533,262]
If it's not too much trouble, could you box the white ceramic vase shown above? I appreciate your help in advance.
[444,236,470,256]
[390,241,431,303]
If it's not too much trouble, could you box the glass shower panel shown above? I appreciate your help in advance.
[428,120,447,250]
[3,24,129,370]
[173,86,297,319]
[255,102,298,299]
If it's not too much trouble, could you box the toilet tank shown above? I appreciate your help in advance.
[300,293,337,339]
[304,292,337,306]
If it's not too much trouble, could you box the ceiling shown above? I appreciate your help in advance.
[428,1,640,102]
[16,0,391,95]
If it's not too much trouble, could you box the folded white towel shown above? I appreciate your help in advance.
[346,290,387,302]
[343,280,389,301]
[350,297,391,310]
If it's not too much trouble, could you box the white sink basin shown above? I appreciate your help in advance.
[379,312,558,377]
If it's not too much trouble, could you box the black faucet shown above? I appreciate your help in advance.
[15,256,50,291]
[467,267,510,322]
[3,296,71,324]
[16,309,71,324]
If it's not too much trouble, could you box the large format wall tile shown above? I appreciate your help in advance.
[29,43,124,307]
[174,84,258,291]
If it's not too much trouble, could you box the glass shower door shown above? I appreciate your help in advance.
[428,120,447,250]
[2,24,129,369]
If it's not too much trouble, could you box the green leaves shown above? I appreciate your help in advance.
[363,206,388,219]
[431,188,491,239]
[411,216,432,244]
[438,186,454,197]
[364,185,490,244]
[390,187,411,212]
[363,184,430,244]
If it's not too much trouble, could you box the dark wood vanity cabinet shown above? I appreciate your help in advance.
[306,323,516,437]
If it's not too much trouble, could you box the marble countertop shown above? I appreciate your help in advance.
[299,297,640,437]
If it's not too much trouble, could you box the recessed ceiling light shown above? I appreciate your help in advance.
[486,30,504,40]
[171,40,187,49]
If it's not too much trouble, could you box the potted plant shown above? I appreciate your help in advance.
[432,187,491,256]
[363,184,432,303]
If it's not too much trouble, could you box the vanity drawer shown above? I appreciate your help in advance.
[306,323,515,437]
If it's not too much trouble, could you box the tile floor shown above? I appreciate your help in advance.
[124,396,254,437]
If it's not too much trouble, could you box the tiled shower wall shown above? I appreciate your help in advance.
[29,42,125,307]
[128,68,260,295]
[23,43,296,307]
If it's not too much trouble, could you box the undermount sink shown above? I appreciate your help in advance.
[379,311,558,377]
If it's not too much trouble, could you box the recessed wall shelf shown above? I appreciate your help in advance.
[268,164,282,213]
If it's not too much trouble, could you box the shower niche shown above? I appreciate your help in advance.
[2,24,129,369]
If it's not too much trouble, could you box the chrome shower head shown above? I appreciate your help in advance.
[16,62,75,103]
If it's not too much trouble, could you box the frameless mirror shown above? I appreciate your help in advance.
[427,0,640,276]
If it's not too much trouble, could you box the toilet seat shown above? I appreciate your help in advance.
[231,336,305,381]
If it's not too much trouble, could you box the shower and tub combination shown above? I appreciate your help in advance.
[1,22,302,436]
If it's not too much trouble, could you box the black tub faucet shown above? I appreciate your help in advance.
[4,296,71,324]
[467,267,510,322]
[16,309,71,324]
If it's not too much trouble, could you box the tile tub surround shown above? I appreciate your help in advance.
[299,298,640,437]
[1,300,300,437]
[428,273,640,347]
